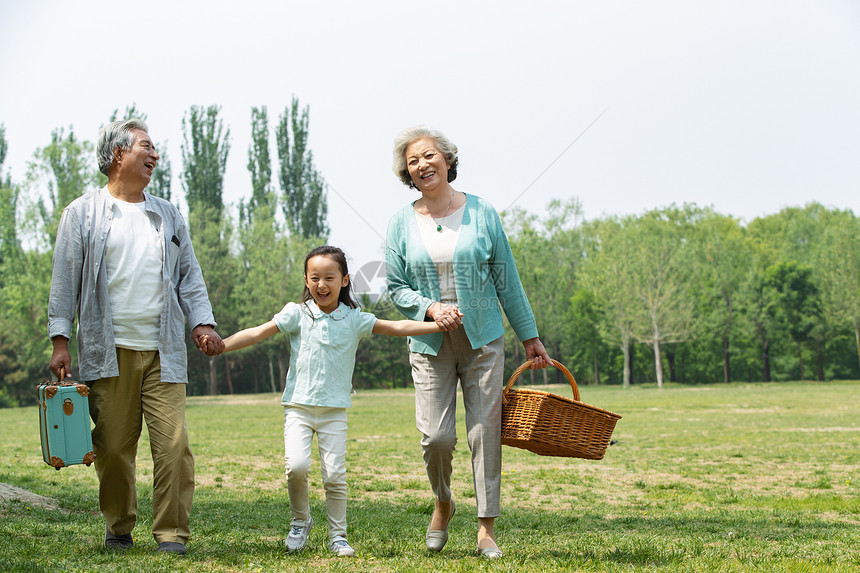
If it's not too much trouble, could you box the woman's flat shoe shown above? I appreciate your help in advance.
[425,502,455,552]
[477,542,503,559]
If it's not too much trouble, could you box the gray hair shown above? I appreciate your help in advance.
[392,125,459,188]
[97,119,149,175]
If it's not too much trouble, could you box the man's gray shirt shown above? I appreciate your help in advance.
[48,187,216,383]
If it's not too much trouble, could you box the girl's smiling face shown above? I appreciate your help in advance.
[304,254,349,314]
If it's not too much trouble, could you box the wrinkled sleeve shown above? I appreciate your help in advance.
[47,207,83,340]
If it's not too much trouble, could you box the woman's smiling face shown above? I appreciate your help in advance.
[304,254,349,314]
[405,137,450,193]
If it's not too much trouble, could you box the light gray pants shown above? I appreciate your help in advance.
[409,328,505,518]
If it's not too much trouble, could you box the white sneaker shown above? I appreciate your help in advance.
[285,517,313,552]
[329,536,355,557]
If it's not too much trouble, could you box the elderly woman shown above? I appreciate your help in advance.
[385,125,551,558]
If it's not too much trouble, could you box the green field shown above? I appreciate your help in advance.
[2,380,859,572]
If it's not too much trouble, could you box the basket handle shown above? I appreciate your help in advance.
[503,359,580,404]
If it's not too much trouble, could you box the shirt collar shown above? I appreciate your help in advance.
[101,186,150,211]
[306,301,350,320]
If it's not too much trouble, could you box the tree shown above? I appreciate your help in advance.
[817,212,860,370]
[504,198,585,384]
[246,106,275,219]
[181,105,232,395]
[0,124,57,406]
[277,96,329,240]
[766,261,820,381]
[182,105,230,222]
[693,211,749,382]
[624,208,698,388]
[231,106,298,394]
[27,126,95,246]
[580,216,638,388]
[568,288,606,384]
[0,125,23,406]
[0,124,20,268]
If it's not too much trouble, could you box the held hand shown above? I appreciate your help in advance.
[427,302,463,331]
[193,325,224,356]
[49,337,73,380]
[523,337,551,369]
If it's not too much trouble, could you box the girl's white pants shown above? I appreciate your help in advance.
[283,404,348,540]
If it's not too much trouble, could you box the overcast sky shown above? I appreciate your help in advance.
[1,0,859,269]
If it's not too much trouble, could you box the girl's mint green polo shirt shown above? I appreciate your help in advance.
[385,193,539,356]
[273,301,376,407]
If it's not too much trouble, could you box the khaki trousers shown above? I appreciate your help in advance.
[409,328,505,518]
[88,348,195,544]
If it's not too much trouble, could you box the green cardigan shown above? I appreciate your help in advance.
[385,193,539,356]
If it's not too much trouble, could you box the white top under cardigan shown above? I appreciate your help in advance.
[414,203,465,306]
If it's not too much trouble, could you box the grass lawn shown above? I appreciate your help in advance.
[1,379,859,572]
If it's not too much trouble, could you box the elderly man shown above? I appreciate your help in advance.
[48,119,224,555]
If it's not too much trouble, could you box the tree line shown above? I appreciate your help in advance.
[1,107,859,407]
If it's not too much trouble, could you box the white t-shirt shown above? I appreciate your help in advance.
[105,199,163,350]
[415,203,465,305]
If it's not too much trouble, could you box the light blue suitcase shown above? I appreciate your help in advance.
[38,379,95,470]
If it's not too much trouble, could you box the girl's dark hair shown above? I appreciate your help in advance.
[300,246,359,313]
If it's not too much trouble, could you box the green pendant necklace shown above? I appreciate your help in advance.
[432,191,455,232]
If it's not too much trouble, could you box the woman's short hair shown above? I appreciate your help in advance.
[97,119,149,175]
[392,125,459,188]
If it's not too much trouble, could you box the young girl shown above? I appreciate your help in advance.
[203,245,458,557]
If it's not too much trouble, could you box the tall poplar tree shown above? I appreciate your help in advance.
[246,106,275,219]
[236,105,293,392]
[182,105,230,222]
[181,105,232,395]
[276,96,328,240]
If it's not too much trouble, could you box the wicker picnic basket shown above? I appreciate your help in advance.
[501,359,621,459]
